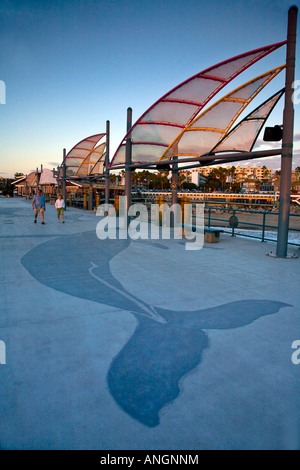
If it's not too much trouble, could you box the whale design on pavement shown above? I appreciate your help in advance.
[22,230,289,427]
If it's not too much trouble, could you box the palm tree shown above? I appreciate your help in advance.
[219,168,229,191]
[178,173,187,188]
[209,167,229,191]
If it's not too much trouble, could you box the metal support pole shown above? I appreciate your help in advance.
[171,157,178,227]
[171,157,179,206]
[276,6,298,258]
[57,166,60,196]
[62,148,67,211]
[36,167,39,193]
[89,181,93,210]
[125,108,133,226]
[105,120,110,207]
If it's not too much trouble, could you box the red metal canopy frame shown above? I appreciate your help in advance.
[110,41,286,168]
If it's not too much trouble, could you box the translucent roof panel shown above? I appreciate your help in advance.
[201,52,271,79]
[212,89,284,153]
[132,144,170,164]
[60,133,106,177]
[142,101,199,126]
[76,142,106,176]
[189,101,244,130]
[166,77,222,104]
[132,124,183,146]
[90,160,105,175]
[112,145,126,167]
[161,66,285,160]
[169,130,223,157]
[110,41,286,167]
[215,120,263,152]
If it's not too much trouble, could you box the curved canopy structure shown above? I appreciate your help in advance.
[160,65,285,160]
[110,41,286,168]
[75,142,106,176]
[59,133,106,177]
[209,88,285,155]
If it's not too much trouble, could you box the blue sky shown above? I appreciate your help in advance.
[0,0,299,178]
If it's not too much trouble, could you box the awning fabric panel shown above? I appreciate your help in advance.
[161,66,284,159]
[61,133,105,177]
[90,160,105,175]
[110,42,286,167]
[76,142,106,176]
[142,102,199,126]
[132,144,169,164]
[212,89,284,153]
[132,124,183,146]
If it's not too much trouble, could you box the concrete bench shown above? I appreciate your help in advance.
[179,224,224,243]
[204,227,224,243]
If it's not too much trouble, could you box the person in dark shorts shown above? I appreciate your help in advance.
[32,189,46,224]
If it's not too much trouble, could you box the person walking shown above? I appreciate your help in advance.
[55,194,65,223]
[32,189,46,224]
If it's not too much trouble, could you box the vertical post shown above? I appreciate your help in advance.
[276,6,298,258]
[57,166,60,196]
[114,195,120,216]
[105,120,110,207]
[36,167,39,193]
[83,190,88,210]
[62,148,67,211]
[171,157,179,206]
[41,164,45,199]
[89,180,93,210]
[125,107,133,226]
[262,212,266,243]
[171,157,178,227]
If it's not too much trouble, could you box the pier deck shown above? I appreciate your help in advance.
[0,198,299,450]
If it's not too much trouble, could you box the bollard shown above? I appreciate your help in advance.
[83,192,88,210]
[114,195,120,216]
[156,196,165,226]
[179,197,189,236]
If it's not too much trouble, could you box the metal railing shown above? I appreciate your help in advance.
[68,195,300,247]
[205,206,300,247]
[125,202,300,247]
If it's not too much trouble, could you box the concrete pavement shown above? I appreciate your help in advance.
[0,197,299,449]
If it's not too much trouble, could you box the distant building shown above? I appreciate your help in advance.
[241,175,257,193]
[272,177,300,194]
[0,176,6,194]
[195,165,273,183]
[11,168,83,198]
[260,184,275,193]
[191,170,207,187]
